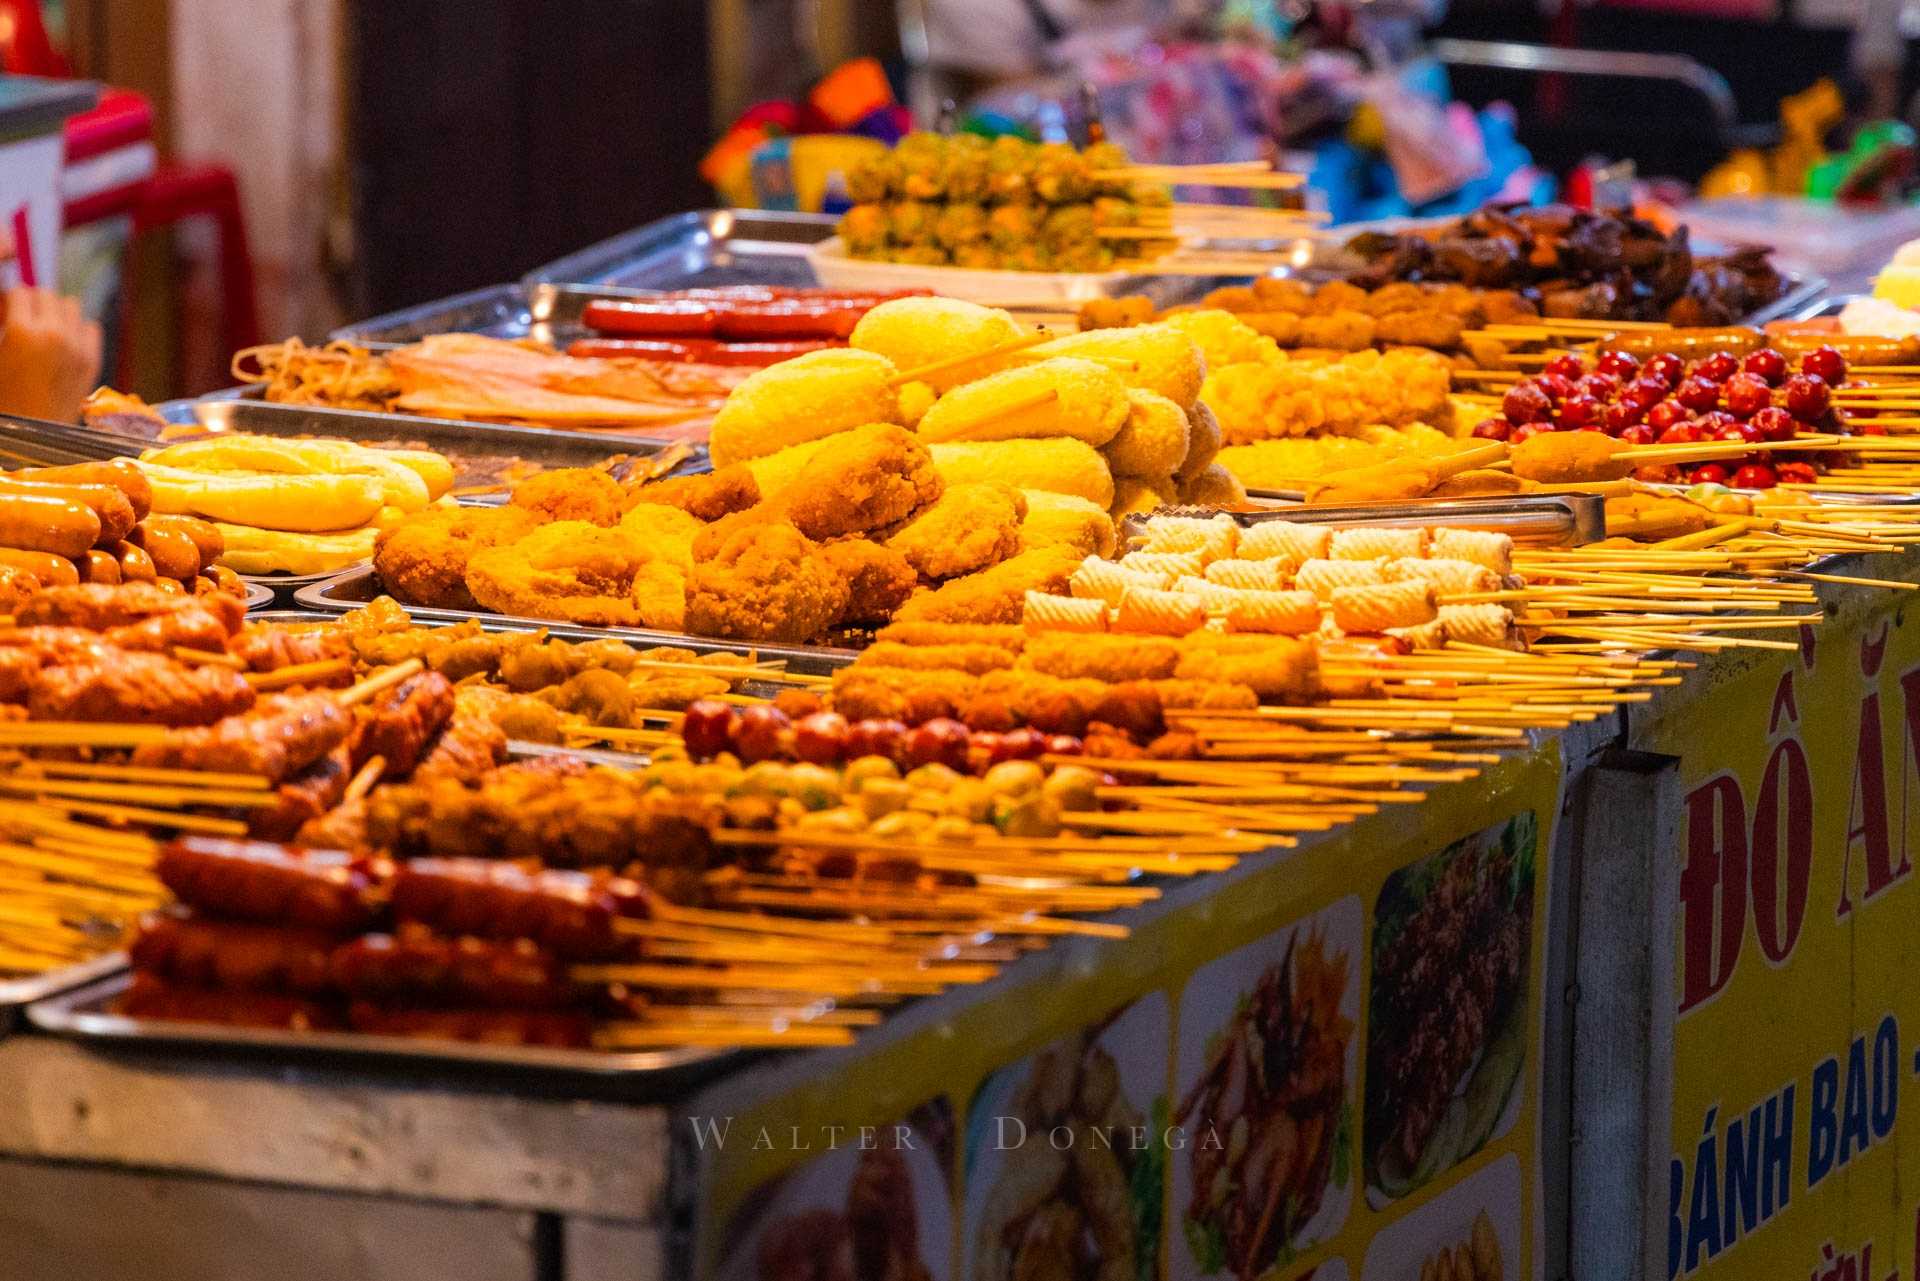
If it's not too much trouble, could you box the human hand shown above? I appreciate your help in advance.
[0,287,104,422]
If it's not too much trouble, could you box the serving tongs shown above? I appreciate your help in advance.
[1142,493,1604,547]
[0,412,139,466]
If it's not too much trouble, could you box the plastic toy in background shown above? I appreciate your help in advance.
[1309,98,1548,225]
[1699,79,1847,200]
[701,58,911,212]
[1807,120,1917,204]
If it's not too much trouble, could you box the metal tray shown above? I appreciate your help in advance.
[0,952,130,1037]
[523,208,837,291]
[1213,493,1605,545]
[294,564,858,675]
[30,973,741,1095]
[241,581,275,610]
[153,396,692,479]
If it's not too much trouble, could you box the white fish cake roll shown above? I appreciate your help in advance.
[1142,513,1239,559]
[1382,556,1499,596]
[1115,585,1209,636]
[1385,619,1450,650]
[1439,602,1521,648]
[1431,527,1514,575]
[1329,526,1427,562]
[1120,550,1206,578]
[1069,558,1170,607]
[1204,558,1287,591]
[1223,589,1322,635]
[1239,520,1330,568]
[1330,580,1438,633]
[1172,575,1249,612]
[1294,557,1386,602]
[1023,591,1108,633]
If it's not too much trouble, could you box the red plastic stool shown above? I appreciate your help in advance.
[120,162,259,389]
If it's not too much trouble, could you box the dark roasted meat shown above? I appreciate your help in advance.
[348,670,455,777]
[115,971,342,1031]
[389,859,623,960]
[227,624,354,674]
[329,926,575,1009]
[131,693,350,781]
[19,581,243,634]
[344,1001,592,1048]
[247,747,353,841]
[155,837,392,933]
[30,652,257,726]
[129,910,339,994]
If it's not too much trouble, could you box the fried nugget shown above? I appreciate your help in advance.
[709,349,900,468]
[374,505,546,611]
[818,538,917,625]
[616,503,704,568]
[510,468,629,526]
[893,546,1082,625]
[684,521,849,643]
[465,522,669,627]
[930,439,1114,507]
[884,482,1024,580]
[1179,461,1247,508]
[1017,490,1115,559]
[627,465,760,521]
[782,423,942,541]
[1104,389,1189,478]
[690,504,786,562]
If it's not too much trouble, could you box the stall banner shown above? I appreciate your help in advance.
[685,746,1562,1281]
[1646,593,1920,1280]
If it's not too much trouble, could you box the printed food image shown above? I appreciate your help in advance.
[1364,813,1536,1202]
[965,999,1167,1281]
[1177,925,1355,1280]
[1414,1212,1501,1281]
[729,1100,956,1281]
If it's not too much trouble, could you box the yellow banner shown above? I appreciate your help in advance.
[689,746,1563,1281]
[1645,598,1920,1279]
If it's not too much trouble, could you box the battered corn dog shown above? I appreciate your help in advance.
[1174,634,1320,701]
[1025,324,1206,410]
[849,297,1024,391]
[709,349,900,468]
[740,436,837,500]
[917,358,1128,446]
[1509,431,1631,484]
[929,439,1116,507]
[1104,389,1190,478]
[1159,309,1282,369]
[1177,402,1223,482]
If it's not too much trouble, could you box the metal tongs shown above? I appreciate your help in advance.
[1143,493,1605,547]
[0,412,139,467]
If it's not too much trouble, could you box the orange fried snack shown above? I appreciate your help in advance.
[780,423,942,540]
[374,505,547,611]
[1510,432,1632,485]
[510,468,631,526]
[894,545,1083,626]
[884,482,1026,581]
[626,465,761,522]
[684,521,850,643]
[819,537,918,625]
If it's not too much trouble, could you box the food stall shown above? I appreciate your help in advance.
[4,145,1920,1281]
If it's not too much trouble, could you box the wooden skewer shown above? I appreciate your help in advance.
[885,329,1056,387]
[173,646,246,670]
[336,658,424,707]
[0,722,169,747]
[343,756,384,805]
[246,657,354,691]
[17,760,270,789]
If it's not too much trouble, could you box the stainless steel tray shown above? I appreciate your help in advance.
[241,581,275,610]
[30,973,739,1094]
[293,564,858,675]
[1213,493,1605,545]
[153,396,693,479]
[523,208,837,291]
[0,952,129,1037]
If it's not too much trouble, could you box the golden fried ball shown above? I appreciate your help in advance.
[1180,461,1248,508]
[850,297,1023,392]
[1103,388,1190,478]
